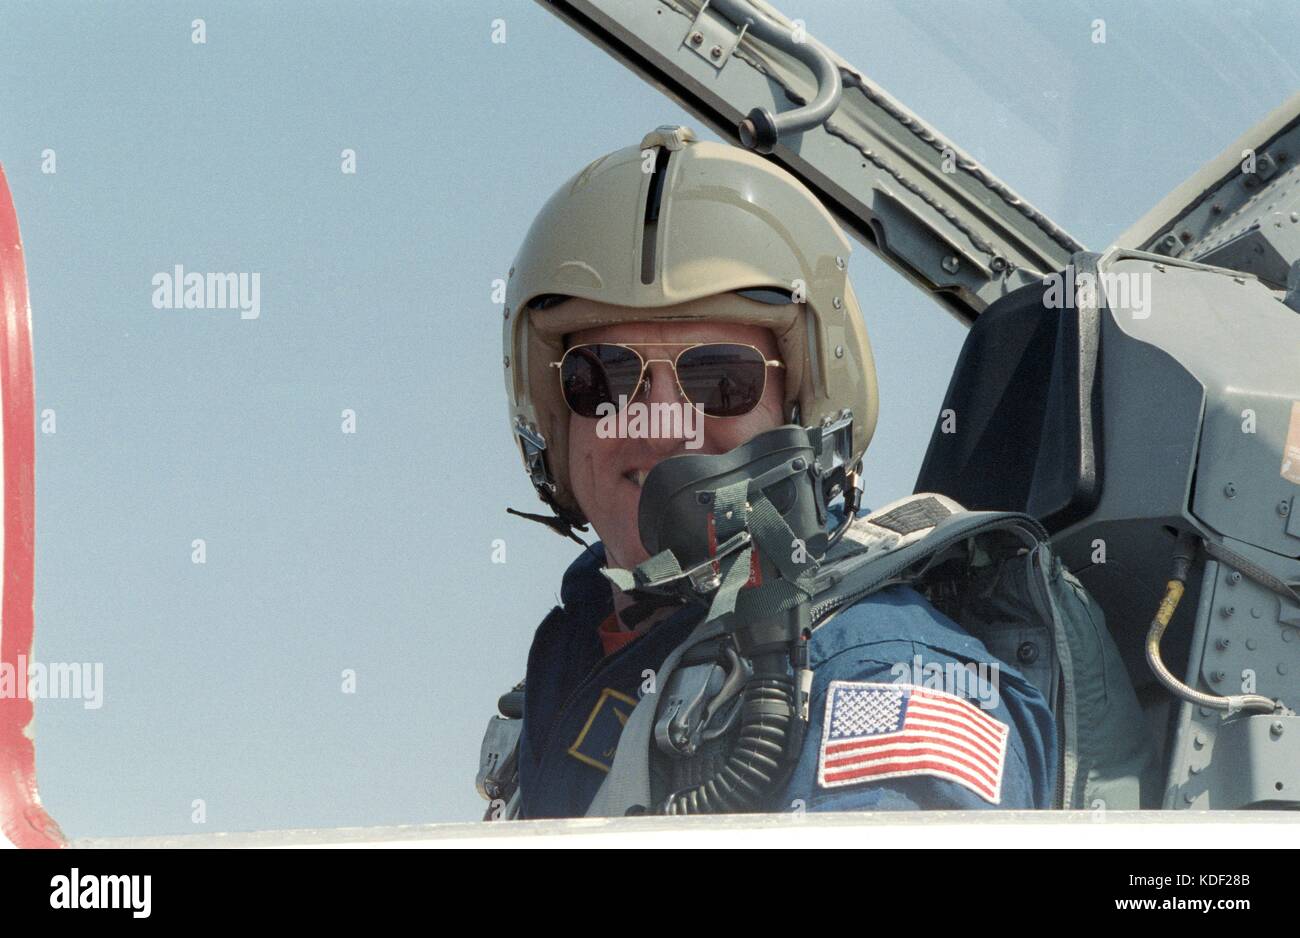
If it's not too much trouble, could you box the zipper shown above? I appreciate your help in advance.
[1025,544,1069,809]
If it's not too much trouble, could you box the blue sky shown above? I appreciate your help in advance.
[0,0,1295,837]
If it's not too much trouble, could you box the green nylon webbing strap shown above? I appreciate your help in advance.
[599,479,824,625]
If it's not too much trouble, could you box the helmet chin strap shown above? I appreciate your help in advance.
[505,505,590,547]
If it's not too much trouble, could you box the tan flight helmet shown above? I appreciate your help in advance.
[503,125,878,533]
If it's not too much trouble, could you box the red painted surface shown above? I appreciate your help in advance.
[0,165,65,848]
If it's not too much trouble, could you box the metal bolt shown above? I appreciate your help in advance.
[1193,733,1206,749]
[1221,605,1235,619]
[792,458,806,471]
[1210,670,1225,684]
[696,492,713,505]
[1199,707,1214,718]
[835,256,846,270]
[689,31,703,45]
[1272,721,1285,737]
[834,345,844,358]
[1224,482,1238,498]
[1016,642,1039,665]
[832,296,843,309]
[942,255,960,274]
[1227,571,1242,585]
[709,45,722,59]
[503,356,510,367]
[503,307,510,319]
[1279,500,1291,516]
[1216,637,1231,650]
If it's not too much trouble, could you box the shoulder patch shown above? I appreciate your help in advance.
[817,681,1008,804]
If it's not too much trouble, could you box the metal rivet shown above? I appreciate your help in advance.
[696,492,713,505]
[1285,629,1296,643]
[1280,663,1290,676]
[1246,639,1257,651]
[1016,642,1038,665]
[835,256,846,270]
[503,307,510,319]
[1280,500,1292,516]
[1210,671,1225,684]
[1221,605,1235,618]
[709,45,722,59]
[503,356,510,367]
[1216,637,1231,650]
[689,31,703,45]
[1193,733,1206,749]
[792,458,806,471]
[1224,483,1238,498]
[832,296,843,309]
[942,255,960,274]
[834,345,844,358]
[1227,571,1242,585]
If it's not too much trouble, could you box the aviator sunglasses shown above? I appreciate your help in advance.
[553,342,785,419]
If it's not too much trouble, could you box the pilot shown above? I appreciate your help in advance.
[494,125,1057,817]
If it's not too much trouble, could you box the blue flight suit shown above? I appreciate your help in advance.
[516,542,1057,818]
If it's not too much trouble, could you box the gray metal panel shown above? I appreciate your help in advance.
[538,0,1083,323]
[1097,256,1300,558]
[1115,91,1300,277]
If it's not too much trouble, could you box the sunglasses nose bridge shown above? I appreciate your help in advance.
[641,359,684,404]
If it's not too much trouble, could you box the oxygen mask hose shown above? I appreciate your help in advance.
[1145,531,1276,715]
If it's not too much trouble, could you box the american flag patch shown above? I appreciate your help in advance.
[817,681,1009,804]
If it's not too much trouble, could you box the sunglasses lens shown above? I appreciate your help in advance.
[559,345,643,418]
[675,344,768,417]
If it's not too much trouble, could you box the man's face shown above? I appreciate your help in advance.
[566,317,787,570]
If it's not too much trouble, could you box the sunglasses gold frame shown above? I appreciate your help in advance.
[551,342,785,418]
